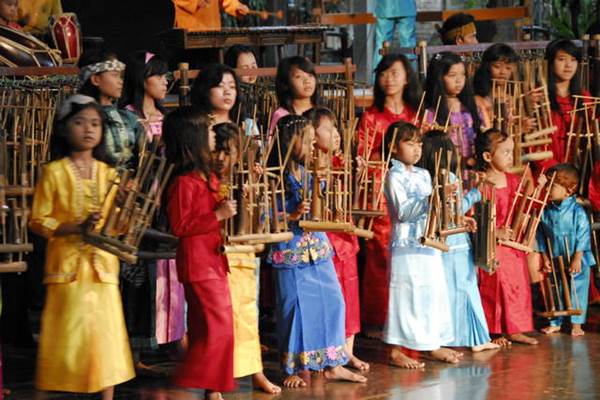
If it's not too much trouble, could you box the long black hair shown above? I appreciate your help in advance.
[474,128,509,171]
[267,114,309,170]
[416,130,458,179]
[546,39,582,112]
[424,52,481,132]
[162,106,213,179]
[275,56,319,113]
[119,51,168,117]
[77,48,120,101]
[224,45,257,69]
[383,121,421,160]
[373,53,422,113]
[190,63,241,120]
[473,43,520,97]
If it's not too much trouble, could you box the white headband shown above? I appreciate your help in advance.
[56,94,97,121]
[78,59,126,87]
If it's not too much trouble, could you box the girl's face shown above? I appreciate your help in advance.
[289,66,316,100]
[91,69,124,99]
[553,49,578,83]
[443,62,466,97]
[65,107,103,152]
[486,137,514,172]
[145,74,168,101]
[490,60,516,81]
[0,0,18,23]
[314,116,340,153]
[209,72,237,114]
[213,139,238,177]
[394,138,422,166]
[378,61,407,98]
[237,52,258,84]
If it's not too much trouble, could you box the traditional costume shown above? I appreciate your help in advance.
[172,0,246,30]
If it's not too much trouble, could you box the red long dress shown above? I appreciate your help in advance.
[356,105,416,327]
[167,172,235,392]
[478,173,534,334]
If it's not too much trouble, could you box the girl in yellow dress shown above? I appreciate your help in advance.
[30,94,135,399]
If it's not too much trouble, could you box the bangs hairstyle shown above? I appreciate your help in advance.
[474,128,509,170]
[119,51,168,117]
[416,130,458,179]
[162,106,213,179]
[424,52,481,133]
[547,163,580,193]
[546,39,582,112]
[302,106,336,128]
[224,45,257,69]
[383,121,420,158]
[373,53,422,112]
[77,48,120,101]
[275,56,319,113]
[473,43,520,97]
[50,102,110,163]
[190,63,241,119]
[437,12,475,45]
[267,114,309,169]
[214,122,240,152]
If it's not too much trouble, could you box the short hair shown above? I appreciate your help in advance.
[383,121,420,159]
[77,48,120,101]
[214,122,240,152]
[417,130,458,179]
[275,56,319,113]
[547,163,580,193]
[437,13,476,45]
[224,45,257,69]
[474,128,510,170]
[372,53,422,112]
[302,106,336,128]
[190,63,241,119]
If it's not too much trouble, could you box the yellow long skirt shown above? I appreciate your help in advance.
[227,252,263,378]
[36,258,135,393]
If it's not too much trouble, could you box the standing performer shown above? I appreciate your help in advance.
[475,129,538,346]
[30,95,135,399]
[357,53,420,331]
[172,0,248,30]
[164,107,237,400]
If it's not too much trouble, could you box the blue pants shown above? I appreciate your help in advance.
[372,16,416,81]
[550,265,591,326]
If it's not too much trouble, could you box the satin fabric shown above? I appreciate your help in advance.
[155,259,186,345]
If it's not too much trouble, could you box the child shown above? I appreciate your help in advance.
[212,122,281,394]
[536,163,595,336]
[303,106,369,371]
[190,63,241,125]
[224,45,259,85]
[78,48,144,165]
[357,53,421,330]
[30,94,134,399]
[382,121,459,369]
[475,129,538,346]
[417,131,499,352]
[424,52,482,168]
[163,107,237,400]
[269,56,318,136]
[268,115,366,387]
[0,0,21,29]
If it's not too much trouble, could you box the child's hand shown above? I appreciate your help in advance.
[81,212,102,233]
[464,216,477,233]
[522,117,538,133]
[216,200,238,221]
[116,179,137,206]
[289,200,310,221]
[252,162,263,178]
[537,173,548,188]
[527,87,545,104]
[355,156,366,173]
[541,253,552,273]
[497,227,513,241]
[570,257,582,274]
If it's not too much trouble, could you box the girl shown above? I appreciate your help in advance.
[163,107,237,400]
[268,115,366,388]
[303,106,369,371]
[424,52,482,167]
[212,123,281,394]
[190,63,241,125]
[269,56,319,136]
[78,48,144,165]
[382,121,459,369]
[121,51,186,350]
[475,129,538,346]
[356,53,421,330]
[30,94,134,399]
[417,131,499,353]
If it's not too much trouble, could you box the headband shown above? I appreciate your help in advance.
[443,22,477,43]
[78,59,126,87]
[145,52,155,64]
[56,94,97,121]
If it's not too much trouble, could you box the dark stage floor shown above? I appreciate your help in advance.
[4,327,600,400]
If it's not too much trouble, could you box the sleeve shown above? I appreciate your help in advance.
[535,218,548,253]
[574,206,592,254]
[167,176,221,238]
[221,0,244,15]
[385,171,429,223]
[461,187,481,214]
[29,166,60,239]
[173,0,201,13]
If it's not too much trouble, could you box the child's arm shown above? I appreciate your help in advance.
[534,224,552,273]
[461,187,481,214]
[571,206,592,273]
[385,172,429,223]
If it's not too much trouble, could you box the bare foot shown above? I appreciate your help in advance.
[324,365,368,383]
[429,348,460,364]
[389,347,425,369]
[253,372,282,394]
[541,325,561,334]
[491,336,512,347]
[571,325,585,337]
[205,391,223,400]
[471,341,501,352]
[283,375,307,389]
[509,333,538,345]
[347,355,370,372]
[445,348,464,359]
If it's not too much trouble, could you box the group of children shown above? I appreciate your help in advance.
[1,35,599,400]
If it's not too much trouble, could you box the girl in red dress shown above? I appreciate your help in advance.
[475,129,538,346]
[356,53,421,329]
[163,107,238,400]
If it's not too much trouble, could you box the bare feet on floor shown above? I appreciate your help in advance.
[471,341,501,352]
[347,355,370,372]
[283,375,307,388]
[491,336,512,347]
[571,324,585,336]
[205,391,223,400]
[509,333,538,345]
[389,347,425,369]
[429,348,461,364]
[253,372,282,394]
[324,366,368,383]
[541,325,561,334]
